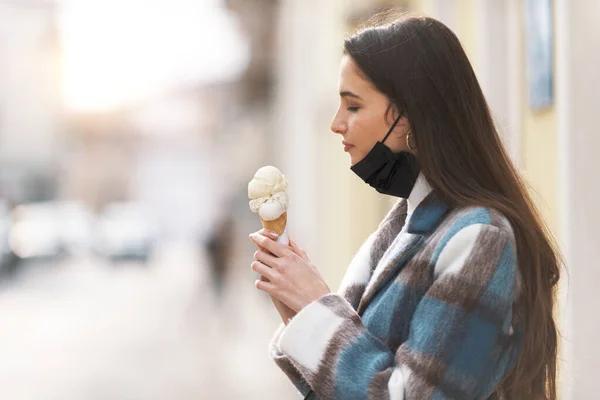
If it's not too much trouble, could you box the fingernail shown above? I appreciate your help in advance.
[269,232,279,238]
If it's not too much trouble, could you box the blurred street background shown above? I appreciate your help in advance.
[0,0,598,399]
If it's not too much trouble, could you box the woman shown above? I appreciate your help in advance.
[249,15,560,400]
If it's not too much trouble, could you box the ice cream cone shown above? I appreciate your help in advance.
[260,212,287,236]
[259,212,288,283]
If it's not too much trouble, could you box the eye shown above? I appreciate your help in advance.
[347,106,360,112]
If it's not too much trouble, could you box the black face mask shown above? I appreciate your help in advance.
[350,115,420,198]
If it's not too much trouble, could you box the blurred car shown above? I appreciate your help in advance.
[6,201,96,264]
[0,199,17,271]
[95,203,156,263]
[58,201,96,256]
[8,202,66,261]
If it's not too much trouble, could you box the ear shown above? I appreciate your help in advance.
[385,106,412,153]
[398,116,411,138]
[386,104,410,136]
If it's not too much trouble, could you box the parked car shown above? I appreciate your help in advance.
[58,201,96,256]
[9,202,66,261]
[2,200,97,268]
[0,199,17,272]
[95,203,156,263]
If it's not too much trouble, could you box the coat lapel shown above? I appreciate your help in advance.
[338,200,407,310]
[356,234,424,316]
[356,192,451,316]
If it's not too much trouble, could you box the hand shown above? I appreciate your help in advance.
[249,232,331,313]
[252,229,297,324]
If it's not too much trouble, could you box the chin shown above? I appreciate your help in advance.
[348,151,362,166]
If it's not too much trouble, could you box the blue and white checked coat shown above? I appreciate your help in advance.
[269,179,522,399]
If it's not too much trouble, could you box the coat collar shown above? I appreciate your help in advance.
[406,191,451,235]
[406,173,432,217]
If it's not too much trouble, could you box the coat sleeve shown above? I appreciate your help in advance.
[269,323,313,397]
[267,231,377,397]
[271,223,520,400]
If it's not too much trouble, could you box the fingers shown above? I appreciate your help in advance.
[253,248,280,269]
[255,278,276,294]
[249,232,287,258]
[251,260,276,282]
[289,239,309,262]
[253,229,280,255]
[258,228,279,240]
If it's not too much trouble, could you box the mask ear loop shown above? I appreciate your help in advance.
[381,114,403,145]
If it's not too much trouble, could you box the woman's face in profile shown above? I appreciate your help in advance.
[330,55,410,166]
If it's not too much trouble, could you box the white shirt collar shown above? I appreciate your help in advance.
[407,173,432,217]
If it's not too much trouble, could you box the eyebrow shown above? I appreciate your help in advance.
[339,91,363,100]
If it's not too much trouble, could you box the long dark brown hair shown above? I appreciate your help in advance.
[344,14,561,400]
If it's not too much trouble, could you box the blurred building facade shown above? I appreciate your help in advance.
[58,1,275,243]
[62,80,266,242]
[270,0,600,398]
[0,1,62,203]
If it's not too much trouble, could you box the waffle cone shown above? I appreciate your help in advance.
[260,212,287,236]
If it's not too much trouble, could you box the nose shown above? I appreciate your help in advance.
[330,110,347,135]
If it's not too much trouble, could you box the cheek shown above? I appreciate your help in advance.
[349,117,378,160]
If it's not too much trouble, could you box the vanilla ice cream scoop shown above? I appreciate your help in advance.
[253,192,288,221]
[248,166,288,199]
[248,166,289,222]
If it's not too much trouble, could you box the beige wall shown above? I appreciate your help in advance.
[519,0,559,236]
[556,0,600,397]
[521,108,559,234]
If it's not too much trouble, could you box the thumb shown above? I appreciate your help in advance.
[289,239,309,261]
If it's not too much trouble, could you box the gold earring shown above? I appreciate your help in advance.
[406,130,416,150]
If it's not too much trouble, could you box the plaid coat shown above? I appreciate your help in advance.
[269,192,522,400]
